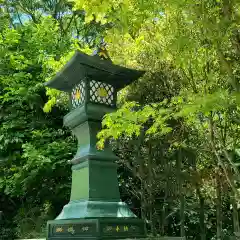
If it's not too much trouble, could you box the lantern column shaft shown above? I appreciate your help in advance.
[71,120,117,164]
[55,118,136,220]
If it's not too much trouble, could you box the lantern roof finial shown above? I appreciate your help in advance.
[92,44,112,63]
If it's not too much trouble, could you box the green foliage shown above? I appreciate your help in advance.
[0,0,240,239]
[0,1,101,238]
[70,0,240,237]
[72,0,240,196]
[14,202,53,239]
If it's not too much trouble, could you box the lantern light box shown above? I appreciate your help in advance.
[46,50,144,109]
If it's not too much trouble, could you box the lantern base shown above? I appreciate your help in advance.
[55,200,136,219]
[46,218,146,240]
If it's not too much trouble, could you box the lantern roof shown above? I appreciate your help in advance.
[45,50,145,92]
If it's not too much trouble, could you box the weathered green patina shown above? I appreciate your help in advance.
[45,50,145,239]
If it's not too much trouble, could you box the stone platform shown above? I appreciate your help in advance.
[18,237,185,240]
[47,218,145,240]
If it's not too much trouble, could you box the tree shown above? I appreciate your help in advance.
[70,0,240,238]
[0,1,104,238]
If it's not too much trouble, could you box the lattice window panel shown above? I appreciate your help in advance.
[89,80,114,106]
[71,81,85,108]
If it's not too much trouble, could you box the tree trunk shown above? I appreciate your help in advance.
[196,185,206,240]
[160,152,168,236]
[216,169,222,240]
[177,149,185,237]
[180,194,185,238]
[192,153,205,240]
[231,190,240,235]
[148,142,155,235]
[160,200,165,236]
[140,180,146,222]
[228,167,240,237]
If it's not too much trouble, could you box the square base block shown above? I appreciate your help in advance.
[47,218,146,240]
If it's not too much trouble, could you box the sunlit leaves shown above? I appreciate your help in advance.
[0,14,76,202]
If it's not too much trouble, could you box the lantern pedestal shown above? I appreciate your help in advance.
[46,104,146,239]
[46,157,146,239]
[56,159,136,219]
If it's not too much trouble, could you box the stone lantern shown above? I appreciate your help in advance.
[45,50,146,240]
